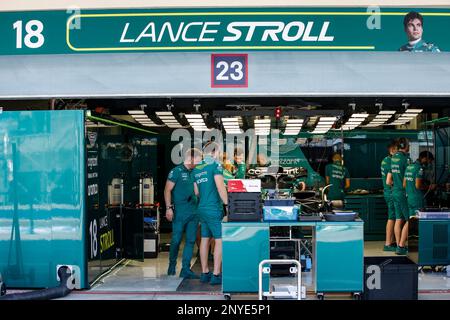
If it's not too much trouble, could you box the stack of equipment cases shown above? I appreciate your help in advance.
[144,212,159,258]
[227,179,262,222]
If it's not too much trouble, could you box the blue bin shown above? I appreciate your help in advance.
[263,206,299,221]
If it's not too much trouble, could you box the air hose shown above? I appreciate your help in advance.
[0,266,73,300]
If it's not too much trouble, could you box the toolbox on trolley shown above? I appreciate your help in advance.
[228,192,261,222]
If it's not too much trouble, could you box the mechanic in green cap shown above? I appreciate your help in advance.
[381,140,398,252]
[398,151,435,255]
[193,141,228,285]
[164,148,203,279]
[386,137,411,255]
[325,152,350,201]
[399,11,441,52]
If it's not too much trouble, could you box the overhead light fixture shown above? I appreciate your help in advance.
[374,115,393,119]
[156,111,173,116]
[405,109,423,113]
[319,117,338,122]
[283,118,304,135]
[221,117,242,134]
[378,110,396,115]
[254,119,271,124]
[350,113,369,118]
[386,108,422,126]
[184,113,210,131]
[128,110,145,115]
[155,110,183,128]
[185,114,203,119]
[254,118,271,135]
[311,116,336,133]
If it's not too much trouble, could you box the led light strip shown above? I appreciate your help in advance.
[127,110,159,127]
[363,110,396,128]
[312,116,337,133]
[334,113,369,131]
[283,118,304,135]
[221,117,243,134]
[185,114,211,131]
[254,118,271,136]
[386,108,422,126]
[156,111,183,128]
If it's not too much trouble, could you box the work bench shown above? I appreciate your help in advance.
[222,219,364,299]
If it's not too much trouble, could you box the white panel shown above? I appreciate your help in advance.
[1,52,450,98]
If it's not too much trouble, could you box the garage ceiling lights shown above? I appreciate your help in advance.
[283,118,304,135]
[312,117,337,134]
[127,110,159,127]
[254,118,271,136]
[155,111,183,128]
[185,114,210,131]
[222,117,243,134]
[363,110,396,128]
[387,108,423,126]
[335,113,369,130]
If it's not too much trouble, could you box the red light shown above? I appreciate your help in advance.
[275,107,282,119]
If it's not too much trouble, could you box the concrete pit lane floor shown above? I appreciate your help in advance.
[59,240,450,300]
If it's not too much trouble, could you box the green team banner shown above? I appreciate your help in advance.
[0,7,449,55]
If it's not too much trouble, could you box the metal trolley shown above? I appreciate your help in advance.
[258,259,305,300]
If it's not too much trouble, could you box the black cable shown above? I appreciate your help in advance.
[0,266,73,300]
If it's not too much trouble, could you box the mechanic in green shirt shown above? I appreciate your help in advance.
[164,148,203,279]
[325,153,350,201]
[193,142,228,285]
[399,11,441,52]
[397,151,435,255]
[381,140,398,252]
[234,147,247,179]
[222,154,235,186]
[386,138,411,255]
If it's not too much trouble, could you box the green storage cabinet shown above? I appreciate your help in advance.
[409,218,450,266]
[316,221,364,293]
[222,223,269,293]
[345,195,387,240]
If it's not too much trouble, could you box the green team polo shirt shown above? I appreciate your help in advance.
[381,155,393,194]
[167,164,197,215]
[399,39,440,52]
[325,161,350,201]
[391,151,409,192]
[405,160,424,202]
[193,156,224,214]
[223,168,235,186]
[234,162,246,179]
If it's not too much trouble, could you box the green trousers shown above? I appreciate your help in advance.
[169,213,199,270]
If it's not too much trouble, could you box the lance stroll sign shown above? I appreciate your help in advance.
[0,7,449,55]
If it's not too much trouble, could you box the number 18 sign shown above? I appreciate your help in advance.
[211,54,248,88]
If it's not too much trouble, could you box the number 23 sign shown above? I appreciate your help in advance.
[211,54,248,88]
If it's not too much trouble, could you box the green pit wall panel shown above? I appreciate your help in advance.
[0,111,87,289]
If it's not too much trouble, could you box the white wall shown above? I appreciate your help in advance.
[1,0,450,12]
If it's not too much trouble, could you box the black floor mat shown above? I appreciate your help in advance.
[176,258,221,292]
